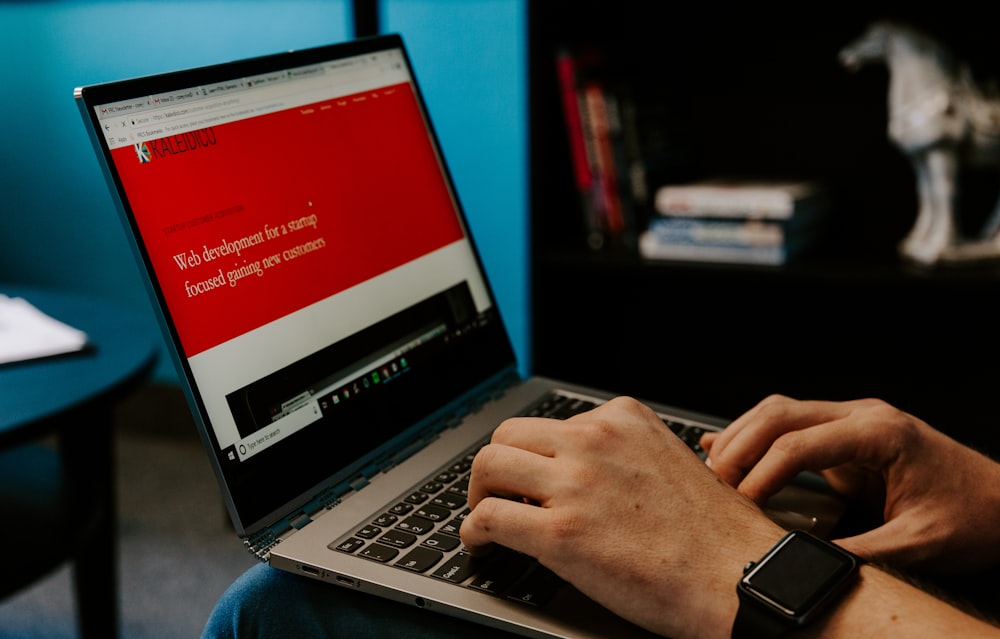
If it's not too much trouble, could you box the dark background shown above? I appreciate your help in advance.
[528,3,1000,455]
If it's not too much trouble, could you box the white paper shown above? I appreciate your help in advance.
[0,294,89,365]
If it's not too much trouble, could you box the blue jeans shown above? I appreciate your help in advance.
[202,563,521,639]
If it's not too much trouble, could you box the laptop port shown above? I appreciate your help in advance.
[300,564,321,577]
[336,575,358,586]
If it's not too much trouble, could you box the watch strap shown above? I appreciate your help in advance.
[732,585,791,639]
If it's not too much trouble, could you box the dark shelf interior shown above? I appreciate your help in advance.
[528,2,1000,452]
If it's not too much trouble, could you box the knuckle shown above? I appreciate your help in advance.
[855,399,921,446]
[491,417,518,440]
[470,495,499,526]
[470,442,499,475]
[755,395,792,420]
[605,395,655,420]
[770,429,806,457]
[759,393,791,408]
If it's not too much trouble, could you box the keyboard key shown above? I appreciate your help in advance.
[434,471,458,483]
[422,532,461,552]
[447,479,469,497]
[404,491,430,504]
[360,543,399,562]
[373,513,398,527]
[431,494,466,510]
[432,552,478,583]
[468,551,535,596]
[449,460,472,474]
[396,546,443,573]
[549,398,596,419]
[420,481,444,494]
[355,525,381,539]
[378,529,417,548]
[330,537,365,553]
[415,504,452,522]
[678,426,706,455]
[662,418,686,435]
[504,565,564,607]
[397,515,434,535]
[525,395,559,417]
[389,503,414,516]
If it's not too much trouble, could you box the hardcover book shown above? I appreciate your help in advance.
[638,217,817,265]
[653,179,825,221]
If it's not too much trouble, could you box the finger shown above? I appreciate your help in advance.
[736,418,871,503]
[710,394,850,457]
[489,415,563,456]
[700,432,719,460]
[460,495,550,557]
[709,397,853,486]
[467,442,554,511]
[707,394,794,456]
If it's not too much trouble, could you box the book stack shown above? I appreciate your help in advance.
[638,179,829,265]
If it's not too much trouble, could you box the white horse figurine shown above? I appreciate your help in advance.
[839,21,1000,266]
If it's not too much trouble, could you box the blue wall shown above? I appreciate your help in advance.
[384,0,529,377]
[0,0,529,381]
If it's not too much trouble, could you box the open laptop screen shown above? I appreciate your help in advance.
[76,35,515,534]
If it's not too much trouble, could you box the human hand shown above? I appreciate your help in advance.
[702,394,1000,574]
[460,396,785,639]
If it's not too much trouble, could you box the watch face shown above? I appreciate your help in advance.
[742,531,858,616]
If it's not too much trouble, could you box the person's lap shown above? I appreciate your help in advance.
[202,562,521,639]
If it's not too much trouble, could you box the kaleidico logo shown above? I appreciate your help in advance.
[135,142,152,163]
[135,127,218,163]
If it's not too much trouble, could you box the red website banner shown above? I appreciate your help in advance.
[112,82,465,357]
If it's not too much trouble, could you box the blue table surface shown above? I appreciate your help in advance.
[0,285,159,439]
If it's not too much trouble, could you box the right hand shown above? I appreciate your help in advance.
[701,394,1000,574]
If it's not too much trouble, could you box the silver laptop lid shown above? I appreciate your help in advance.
[75,34,517,537]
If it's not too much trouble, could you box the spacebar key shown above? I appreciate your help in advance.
[504,565,564,607]
[431,551,478,583]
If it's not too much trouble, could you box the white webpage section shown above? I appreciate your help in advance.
[187,238,490,458]
[97,49,410,150]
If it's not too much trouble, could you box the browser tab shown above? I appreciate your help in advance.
[287,64,325,80]
[97,97,153,120]
[246,71,289,88]
[201,78,249,97]
[153,89,198,104]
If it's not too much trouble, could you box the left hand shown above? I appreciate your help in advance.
[701,394,1000,574]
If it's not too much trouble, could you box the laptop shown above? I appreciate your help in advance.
[75,34,844,638]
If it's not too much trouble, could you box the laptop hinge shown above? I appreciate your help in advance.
[289,512,312,530]
[244,481,348,561]
[244,523,289,561]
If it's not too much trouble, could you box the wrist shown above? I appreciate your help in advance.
[696,520,787,639]
[803,563,1000,638]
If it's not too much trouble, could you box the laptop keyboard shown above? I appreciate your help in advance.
[329,390,709,608]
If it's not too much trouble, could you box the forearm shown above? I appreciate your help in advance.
[799,564,1000,638]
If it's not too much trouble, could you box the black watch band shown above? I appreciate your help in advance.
[732,593,791,638]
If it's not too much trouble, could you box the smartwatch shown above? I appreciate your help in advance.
[732,530,860,638]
